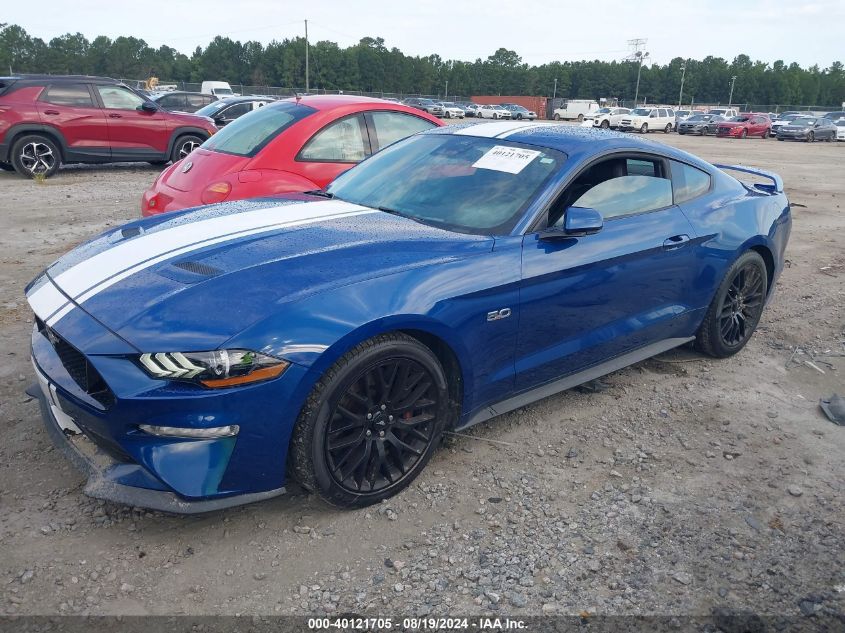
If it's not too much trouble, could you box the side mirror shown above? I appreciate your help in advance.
[540,207,603,240]
[140,101,159,113]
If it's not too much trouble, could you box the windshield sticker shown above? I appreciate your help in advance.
[472,145,542,174]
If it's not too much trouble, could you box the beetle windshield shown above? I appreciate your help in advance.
[328,134,565,235]
[201,101,316,157]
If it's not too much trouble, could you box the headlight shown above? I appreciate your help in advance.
[138,349,289,388]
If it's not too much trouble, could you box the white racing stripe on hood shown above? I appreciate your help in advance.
[455,121,555,138]
[28,200,375,326]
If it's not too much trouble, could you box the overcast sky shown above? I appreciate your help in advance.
[6,0,843,68]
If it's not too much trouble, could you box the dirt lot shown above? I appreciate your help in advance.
[0,130,843,621]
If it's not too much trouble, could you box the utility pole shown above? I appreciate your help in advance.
[553,78,557,100]
[445,80,448,100]
[678,60,687,108]
[304,19,309,94]
[728,75,737,106]
[626,39,648,106]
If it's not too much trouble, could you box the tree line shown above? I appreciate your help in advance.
[1,23,843,107]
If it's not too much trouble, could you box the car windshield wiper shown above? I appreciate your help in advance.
[304,189,334,199]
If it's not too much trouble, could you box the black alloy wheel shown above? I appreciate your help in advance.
[696,251,768,358]
[290,333,449,507]
[170,134,204,163]
[12,134,61,178]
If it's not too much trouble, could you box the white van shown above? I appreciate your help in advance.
[553,99,599,121]
[201,81,236,97]
[618,107,676,133]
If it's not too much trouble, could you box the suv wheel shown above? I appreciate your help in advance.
[12,135,61,178]
[601,119,610,129]
[170,134,204,163]
[640,123,648,133]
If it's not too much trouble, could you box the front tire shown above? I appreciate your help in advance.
[806,131,814,143]
[640,123,648,134]
[740,129,748,139]
[11,134,61,178]
[695,251,768,358]
[170,134,204,163]
[553,113,561,121]
[601,119,610,129]
[290,333,449,508]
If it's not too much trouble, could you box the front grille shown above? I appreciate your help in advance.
[36,318,115,407]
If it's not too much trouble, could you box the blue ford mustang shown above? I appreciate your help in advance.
[26,122,791,512]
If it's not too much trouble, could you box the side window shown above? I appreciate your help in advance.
[96,85,145,110]
[220,103,252,120]
[160,94,186,110]
[370,111,436,150]
[572,176,672,219]
[41,84,94,107]
[658,109,667,118]
[626,158,657,177]
[299,116,368,162]
[186,94,207,110]
[671,160,711,204]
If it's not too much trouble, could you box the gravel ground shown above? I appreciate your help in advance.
[0,130,843,621]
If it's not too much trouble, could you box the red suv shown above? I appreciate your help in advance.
[0,75,218,178]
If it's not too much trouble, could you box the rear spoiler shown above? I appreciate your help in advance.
[714,164,783,194]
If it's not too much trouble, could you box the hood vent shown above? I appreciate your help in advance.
[173,260,222,276]
[156,259,224,284]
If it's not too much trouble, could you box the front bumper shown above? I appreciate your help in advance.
[28,314,310,513]
[29,373,285,514]
[716,126,745,137]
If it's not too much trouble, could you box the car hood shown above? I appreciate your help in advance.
[166,110,215,126]
[27,197,492,351]
[717,121,747,128]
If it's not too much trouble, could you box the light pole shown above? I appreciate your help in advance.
[678,61,687,108]
[445,80,448,100]
[304,19,309,94]
[634,51,649,106]
[728,75,737,106]
[553,78,557,100]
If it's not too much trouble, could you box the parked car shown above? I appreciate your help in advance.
[618,107,675,133]
[775,116,837,142]
[0,74,218,178]
[27,121,791,512]
[459,102,481,117]
[476,104,512,119]
[770,113,802,137]
[201,81,236,97]
[677,114,724,135]
[500,104,537,120]
[194,96,276,127]
[836,119,845,141]
[585,107,630,129]
[675,109,705,125]
[141,95,442,214]
[822,111,845,122]
[707,107,738,119]
[151,91,218,113]
[716,114,771,139]
[402,98,444,116]
[552,99,599,121]
[436,102,466,119]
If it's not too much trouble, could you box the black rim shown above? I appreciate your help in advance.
[718,263,765,347]
[325,358,439,493]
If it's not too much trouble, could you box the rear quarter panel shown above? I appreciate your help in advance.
[677,168,791,309]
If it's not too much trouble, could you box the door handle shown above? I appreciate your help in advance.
[108,113,122,118]
[44,109,60,115]
[663,234,691,250]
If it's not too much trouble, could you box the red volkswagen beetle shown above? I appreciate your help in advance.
[141,95,442,215]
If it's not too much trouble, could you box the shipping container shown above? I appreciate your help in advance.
[471,96,549,119]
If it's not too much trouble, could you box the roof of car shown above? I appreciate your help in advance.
[425,120,712,169]
[3,74,122,85]
[281,94,427,110]
[150,90,212,98]
[211,95,276,104]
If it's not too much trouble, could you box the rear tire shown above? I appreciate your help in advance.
[695,251,768,358]
[664,123,672,133]
[577,114,584,122]
[11,134,61,178]
[170,134,204,163]
[289,333,449,508]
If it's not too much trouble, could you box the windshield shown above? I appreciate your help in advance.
[791,117,815,126]
[729,116,751,122]
[596,108,611,114]
[201,101,316,157]
[677,110,689,116]
[709,110,726,115]
[687,115,708,122]
[327,135,565,235]
[631,108,652,116]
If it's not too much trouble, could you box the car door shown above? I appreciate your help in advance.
[94,84,170,160]
[516,154,700,390]
[364,110,439,152]
[36,82,110,161]
[294,113,373,188]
